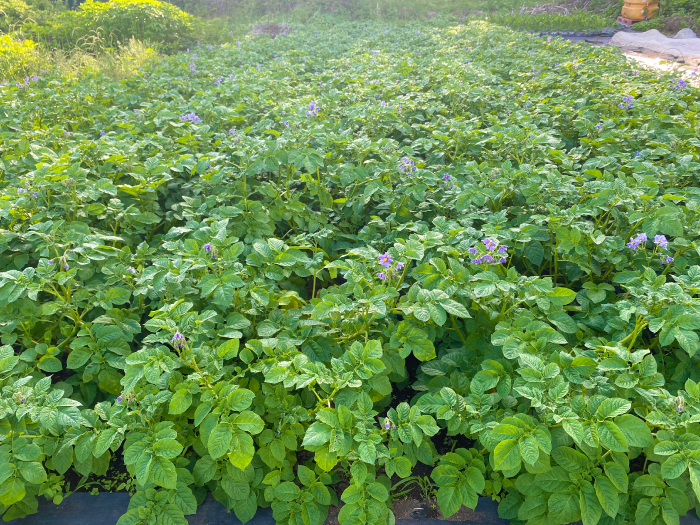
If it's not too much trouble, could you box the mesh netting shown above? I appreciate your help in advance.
[612,28,700,65]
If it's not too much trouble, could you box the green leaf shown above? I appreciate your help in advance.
[233,493,258,524]
[689,465,700,501]
[19,462,47,484]
[302,422,331,446]
[311,482,331,506]
[208,423,232,460]
[393,456,413,478]
[298,465,315,487]
[661,497,680,525]
[494,439,521,471]
[193,455,217,485]
[547,287,577,306]
[597,398,631,419]
[0,478,25,506]
[597,421,628,452]
[548,492,580,524]
[524,242,544,266]
[437,485,462,519]
[604,462,628,492]
[153,438,183,460]
[615,415,653,447]
[519,436,539,466]
[661,454,688,480]
[636,498,660,525]
[580,481,602,525]
[518,496,547,520]
[551,446,588,473]
[149,456,177,489]
[169,390,192,415]
[274,482,300,502]
[234,411,264,434]
[227,389,255,411]
[594,476,619,518]
[158,504,188,525]
[367,482,389,502]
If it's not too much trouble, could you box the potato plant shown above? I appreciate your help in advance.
[1,20,700,525]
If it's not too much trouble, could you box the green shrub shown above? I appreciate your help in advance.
[0,0,63,33]
[0,34,42,79]
[36,0,195,53]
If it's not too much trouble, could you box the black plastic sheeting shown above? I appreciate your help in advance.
[7,493,700,525]
[7,494,505,525]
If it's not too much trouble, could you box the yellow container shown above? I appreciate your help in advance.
[621,0,659,20]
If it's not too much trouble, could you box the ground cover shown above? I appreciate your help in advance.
[1,19,700,525]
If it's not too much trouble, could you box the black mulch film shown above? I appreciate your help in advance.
[10,494,699,525]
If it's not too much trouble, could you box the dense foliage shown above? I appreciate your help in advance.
[2,20,700,525]
[28,0,195,53]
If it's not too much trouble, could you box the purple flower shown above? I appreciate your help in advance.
[377,272,388,280]
[48,260,53,264]
[468,247,477,254]
[471,258,483,264]
[133,109,139,113]
[499,257,507,264]
[596,123,602,130]
[204,243,212,251]
[215,77,222,85]
[230,129,236,135]
[64,264,70,270]
[654,235,668,249]
[180,112,201,123]
[384,421,391,430]
[665,256,674,264]
[483,255,494,263]
[116,396,122,402]
[100,131,105,136]
[482,238,496,251]
[674,78,687,90]
[284,121,289,126]
[396,262,405,270]
[442,173,450,181]
[497,245,508,254]
[379,252,393,267]
[172,331,186,349]
[627,233,647,250]
[32,75,38,82]
[21,397,26,403]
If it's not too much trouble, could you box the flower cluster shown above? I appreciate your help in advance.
[116,390,136,404]
[180,112,201,122]
[468,239,508,265]
[376,253,405,280]
[399,157,416,173]
[172,331,186,349]
[672,78,687,90]
[618,95,634,110]
[626,232,647,250]
[12,391,26,404]
[306,100,319,117]
[627,233,674,264]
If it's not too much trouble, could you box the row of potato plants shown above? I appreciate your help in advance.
[1,19,700,525]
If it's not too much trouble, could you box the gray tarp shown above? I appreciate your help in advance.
[612,28,700,65]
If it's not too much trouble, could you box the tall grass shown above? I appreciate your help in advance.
[0,35,159,81]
